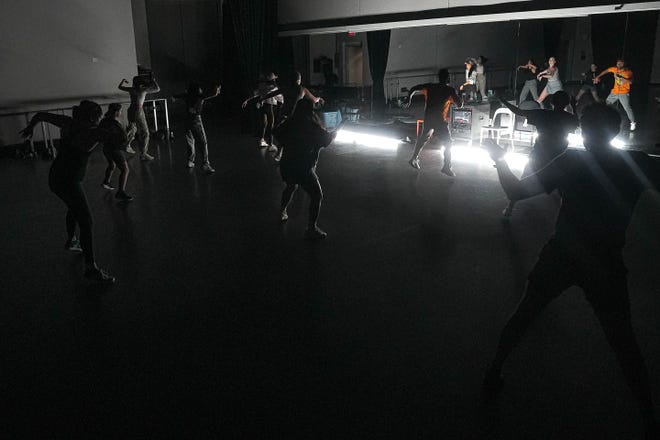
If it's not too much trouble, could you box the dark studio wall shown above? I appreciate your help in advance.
[145,0,222,95]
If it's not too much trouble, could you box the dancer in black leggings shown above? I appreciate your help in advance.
[20,100,115,283]
[100,103,133,201]
[272,99,336,240]
[482,104,659,438]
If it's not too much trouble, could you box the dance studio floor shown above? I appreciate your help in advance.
[2,119,659,438]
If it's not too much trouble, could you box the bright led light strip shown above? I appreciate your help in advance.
[335,129,401,150]
[567,133,626,149]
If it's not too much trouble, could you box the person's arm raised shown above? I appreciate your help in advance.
[118,78,132,92]
[498,97,527,117]
[20,112,71,138]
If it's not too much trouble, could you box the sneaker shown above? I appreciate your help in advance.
[274,152,282,162]
[140,153,155,161]
[630,122,636,131]
[202,163,215,174]
[280,210,289,222]
[408,158,421,170]
[259,139,269,147]
[115,191,134,202]
[304,225,327,240]
[267,145,278,153]
[84,266,116,284]
[440,166,456,177]
[102,182,115,191]
[187,160,195,168]
[125,146,136,154]
[65,237,82,252]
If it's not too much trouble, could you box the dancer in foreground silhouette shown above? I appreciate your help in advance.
[272,99,336,240]
[482,103,659,438]
[100,103,134,201]
[406,68,462,176]
[20,100,115,283]
[498,91,578,218]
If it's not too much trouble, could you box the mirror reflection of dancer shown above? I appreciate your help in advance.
[517,59,539,103]
[536,57,563,107]
[242,71,323,161]
[499,91,578,218]
[460,59,478,103]
[272,99,336,240]
[482,104,660,438]
[100,103,134,201]
[247,72,282,152]
[475,56,488,103]
[174,82,221,173]
[594,59,636,131]
[20,101,115,283]
[406,68,462,176]
[118,74,160,161]
[575,63,601,104]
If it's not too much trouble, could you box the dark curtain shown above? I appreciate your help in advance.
[592,11,658,116]
[367,30,391,117]
[276,36,295,79]
[227,0,277,93]
[542,19,563,60]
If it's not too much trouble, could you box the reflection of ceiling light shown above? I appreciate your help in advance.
[334,129,401,150]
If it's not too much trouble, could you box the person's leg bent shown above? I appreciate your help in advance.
[605,93,618,106]
[54,183,95,264]
[185,125,196,164]
[103,151,116,185]
[587,278,655,429]
[136,109,150,155]
[301,173,323,227]
[195,121,209,165]
[519,82,530,104]
[410,129,433,164]
[66,209,77,241]
[487,241,573,376]
[619,93,635,123]
[281,183,297,213]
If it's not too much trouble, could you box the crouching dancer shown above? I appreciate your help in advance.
[21,101,116,283]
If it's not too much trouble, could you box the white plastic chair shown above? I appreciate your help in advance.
[480,108,515,151]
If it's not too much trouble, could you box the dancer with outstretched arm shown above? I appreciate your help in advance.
[482,104,659,438]
[20,101,116,283]
[406,68,462,176]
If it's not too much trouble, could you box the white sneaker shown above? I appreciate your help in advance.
[280,210,288,222]
[187,161,195,168]
[140,153,155,161]
[202,163,215,173]
[630,122,636,131]
[259,139,269,147]
[102,182,115,191]
[408,158,420,170]
[125,146,136,154]
[267,145,278,153]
